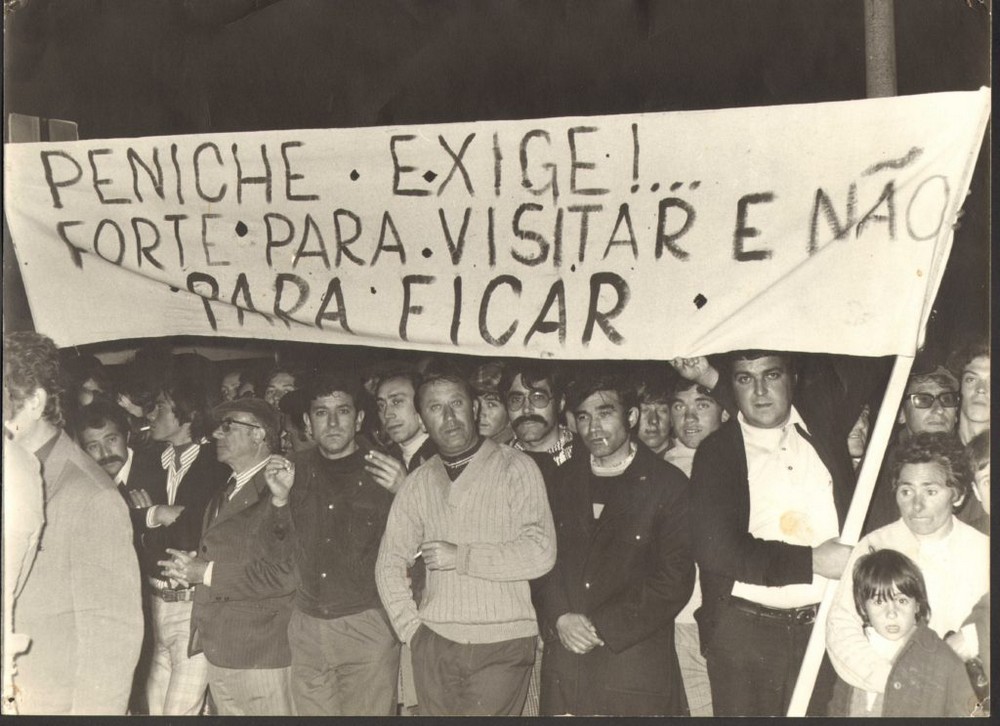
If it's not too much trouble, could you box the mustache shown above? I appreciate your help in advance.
[98,455,125,467]
[513,414,547,428]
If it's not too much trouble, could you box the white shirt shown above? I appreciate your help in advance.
[400,432,429,470]
[147,441,203,528]
[114,447,134,487]
[663,442,702,624]
[730,407,840,608]
[663,441,696,476]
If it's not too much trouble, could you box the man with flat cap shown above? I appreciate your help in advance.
[162,398,297,715]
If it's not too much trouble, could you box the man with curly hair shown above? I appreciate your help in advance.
[4,331,142,714]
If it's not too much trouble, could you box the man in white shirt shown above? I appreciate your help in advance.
[661,377,728,716]
[689,351,863,717]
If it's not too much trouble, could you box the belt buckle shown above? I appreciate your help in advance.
[795,607,815,625]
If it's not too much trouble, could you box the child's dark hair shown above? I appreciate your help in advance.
[852,548,931,626]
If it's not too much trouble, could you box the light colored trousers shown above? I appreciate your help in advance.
[146,597,208,716]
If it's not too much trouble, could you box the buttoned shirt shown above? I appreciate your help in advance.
[147,440,203,528]
[730,407,840,608]
[113,447,134,487]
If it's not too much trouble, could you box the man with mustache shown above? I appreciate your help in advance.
[501,361,576,716]
[536,372,694,716]
[504,361,575,467]
[376,369,555,715]
[260,373,399,716]
[75,399,162,714]
[76,399,159,501]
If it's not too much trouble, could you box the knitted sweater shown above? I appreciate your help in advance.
[376,437,556,645]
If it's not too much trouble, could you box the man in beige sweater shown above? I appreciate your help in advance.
[376,369,556,716]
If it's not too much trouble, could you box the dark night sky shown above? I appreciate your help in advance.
[3,0,991,358]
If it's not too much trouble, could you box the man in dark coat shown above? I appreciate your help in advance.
[161,398,297,715]
[537,372,695,716]
[686,351,887,716]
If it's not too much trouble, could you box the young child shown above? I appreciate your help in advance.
[828,548,978,717]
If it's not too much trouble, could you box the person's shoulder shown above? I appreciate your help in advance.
[634,444,689,489]
[951,517,989,548]
[58,435,118,494]
[907,624,965,667]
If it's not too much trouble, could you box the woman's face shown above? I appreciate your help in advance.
[895,461,958,538]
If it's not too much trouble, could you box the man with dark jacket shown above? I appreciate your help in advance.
[537,372,695,716]
[260,373,399,716]
[130,376,229,715]
[687,351,885,716]
[161,398,297,715]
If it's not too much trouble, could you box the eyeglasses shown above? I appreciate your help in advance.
[905,391,959,409]
[217,418,263,433]
[506,390,552,409]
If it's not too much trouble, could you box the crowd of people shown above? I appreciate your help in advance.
[1,330,990,716]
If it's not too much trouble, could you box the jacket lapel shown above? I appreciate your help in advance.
[208,470,268,529]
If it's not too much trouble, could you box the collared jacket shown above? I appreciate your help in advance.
[190,468,297,668]
[14,431,143,714]
[265,442,394,620]
[132,441,229,581]
[536,442,695,716]
[828,624,978,717]
[690,355,887,652]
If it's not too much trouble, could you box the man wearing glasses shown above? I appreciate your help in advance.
[864,362,961,533]
[504,362,575,467]
[501,361,576,716]
[160,399,297,715]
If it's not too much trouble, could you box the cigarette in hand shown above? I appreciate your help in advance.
[414,550,423,559]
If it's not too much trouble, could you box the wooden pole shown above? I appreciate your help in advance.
[785,354,913,716]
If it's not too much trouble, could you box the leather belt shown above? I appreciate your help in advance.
[150,587,195,602]
[729,596,818,625]
[147,577,195,602]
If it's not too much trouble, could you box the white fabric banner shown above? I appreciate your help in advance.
[4,89,989,358]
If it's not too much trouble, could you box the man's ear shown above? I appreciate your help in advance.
[354,408,365,432]
[897,409,906,426]
[302,412,312,437]
[23,387,47,422]
[626,406,640,430]
[721,410,731,423]
[471,397,481,422]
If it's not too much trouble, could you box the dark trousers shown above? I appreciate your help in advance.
[410,625,535,716]
[706,599,828,717]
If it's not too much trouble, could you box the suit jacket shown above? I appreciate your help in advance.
[190,469,297,669]
[14,431,143,715]
[691,355,888,651]
[536,443,695,716]
[134,441,229,581]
